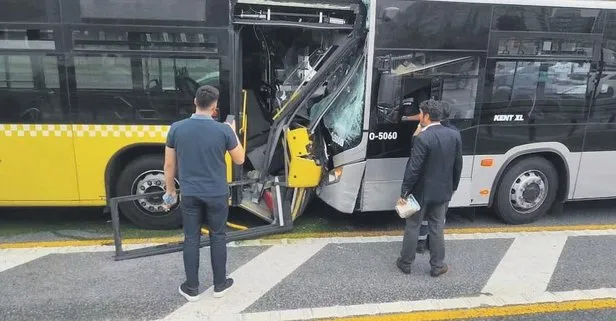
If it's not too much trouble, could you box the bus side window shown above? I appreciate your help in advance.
[69,27,221,124]
[485,60,590,124]
[0,28,67,124]
[374,52,482,124]
[376,73,403,124]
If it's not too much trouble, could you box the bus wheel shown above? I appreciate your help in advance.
[494,156,558,225]
[115,155,182,230]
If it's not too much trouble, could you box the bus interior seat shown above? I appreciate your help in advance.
[20,108,42,122]
[176,69,199,99]
[146,79,163,95]
[113,96,136,120]
[176,75,199,97]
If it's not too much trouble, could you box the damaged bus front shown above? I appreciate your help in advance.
[228,0,368,224]
[111,0,370,260]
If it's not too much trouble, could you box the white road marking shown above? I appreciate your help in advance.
[481,235,569,295]
[161,242,327,321]
[0,249,52,273]
[0,244,160,272]
[237,288,616,321]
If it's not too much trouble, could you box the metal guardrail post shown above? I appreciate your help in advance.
[109,197,123,255]
[109,190,167,259]
[109,179,293,261]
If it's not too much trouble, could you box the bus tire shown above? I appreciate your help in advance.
[494,156,558,225]
[115,155,182,230]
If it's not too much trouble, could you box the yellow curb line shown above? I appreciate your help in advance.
[0,236,184,249]
[1,224,616,249]
[266,224,616,240]
[321,298,616,321]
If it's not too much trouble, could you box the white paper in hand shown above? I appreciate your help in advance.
[395,194,421,219]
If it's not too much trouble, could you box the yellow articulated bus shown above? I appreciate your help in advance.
[4,0,616,230]
[0,0,357,229]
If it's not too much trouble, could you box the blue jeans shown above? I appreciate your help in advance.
[181,195,228,291]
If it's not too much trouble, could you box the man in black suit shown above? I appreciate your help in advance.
[396,99,462,277]
[416,101,457,253]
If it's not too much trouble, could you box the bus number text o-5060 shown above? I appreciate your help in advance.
[369,132,398,140]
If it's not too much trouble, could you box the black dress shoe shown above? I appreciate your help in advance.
[430,264,448,277]
[396,258,411,274]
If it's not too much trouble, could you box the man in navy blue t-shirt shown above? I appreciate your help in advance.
[163,85,245,302]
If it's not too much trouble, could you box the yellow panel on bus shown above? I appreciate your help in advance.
[0,124,80,203]
[0,123,235,206]
[71,124,170,201]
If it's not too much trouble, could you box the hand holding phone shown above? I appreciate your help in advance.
[413,123,423,137]
[225,115,236,131]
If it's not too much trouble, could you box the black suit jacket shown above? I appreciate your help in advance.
[401,124,463,205]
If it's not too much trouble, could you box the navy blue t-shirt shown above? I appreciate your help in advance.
[165,114,238,197]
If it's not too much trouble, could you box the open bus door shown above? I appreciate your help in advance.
[110,0,366,260]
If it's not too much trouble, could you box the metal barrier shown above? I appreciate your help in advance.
[110,178,293,261]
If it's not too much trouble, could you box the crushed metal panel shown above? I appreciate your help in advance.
[286,128,322,188]
[317,161,366,213]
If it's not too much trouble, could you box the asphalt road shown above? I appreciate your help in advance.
[1,229,616,321]
[1,200,616,321]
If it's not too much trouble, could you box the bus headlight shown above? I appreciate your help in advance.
[326,167,343,184]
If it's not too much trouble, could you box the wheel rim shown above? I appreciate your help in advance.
[509,170,548,214]
[131,170,179,217]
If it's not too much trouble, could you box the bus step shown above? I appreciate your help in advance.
[239,200,274,223]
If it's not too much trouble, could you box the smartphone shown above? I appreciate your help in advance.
[224,114,235,124]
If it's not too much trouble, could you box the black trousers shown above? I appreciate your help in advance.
[181,195,228,290]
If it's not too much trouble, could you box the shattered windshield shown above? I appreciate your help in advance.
[322,56,366,153]
[308,49,361,121]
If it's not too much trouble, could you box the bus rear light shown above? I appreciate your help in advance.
[327,167,343,184]
[481,158,494,167]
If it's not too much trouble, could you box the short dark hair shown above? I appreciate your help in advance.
[195,85,219,109]
[419,99,444,121]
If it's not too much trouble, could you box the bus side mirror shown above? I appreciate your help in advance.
[381,7,399,22]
